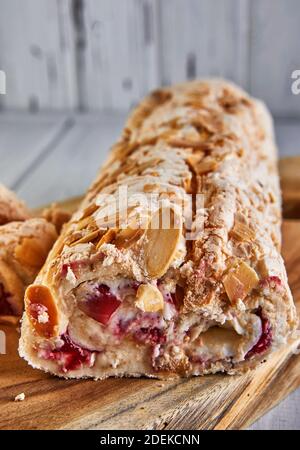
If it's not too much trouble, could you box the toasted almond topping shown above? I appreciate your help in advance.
[96,229,117,249]
[230,222,255,241]
[135,284,164,313]
[195,159,218,174]
[64,232,82,246]
[257,257,271,278]
[186,153,204,167]
[236,261,259,291]
[167,138,206,150]
[70,230,100,247]
[143,183,160,193]
[95,206,136,229]
[128,158,163,176]
[183,177,192,193]
[76,215,97,231]
[144,206,182,278]
[223,261,259,303]
[80,203,98,220]
[114,228,145,249]
[25,285,58,338]
[223,273,246,305]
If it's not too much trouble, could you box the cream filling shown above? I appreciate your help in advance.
[66,278,263,368]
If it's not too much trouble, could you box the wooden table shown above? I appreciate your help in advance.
[0,112,299,430]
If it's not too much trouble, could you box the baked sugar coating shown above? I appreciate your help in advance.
[19,80,298,379]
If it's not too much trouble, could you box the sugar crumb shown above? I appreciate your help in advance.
[14,393,25,402]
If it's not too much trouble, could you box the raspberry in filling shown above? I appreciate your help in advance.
[246,308,272,359]
[78,284,121,325]
[260,276,282,290]
[135,327,166,346]
[40,334,94,373]
[0,283,14,315]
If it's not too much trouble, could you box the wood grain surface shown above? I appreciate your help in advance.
[0,219,299,430]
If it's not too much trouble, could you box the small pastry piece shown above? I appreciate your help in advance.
[41,203,72,233]
[19,80,297,379]
[0,219,57,316]
[0,184,30,225]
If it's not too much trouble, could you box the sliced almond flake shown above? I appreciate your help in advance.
[223,261,259,303]
[25,285,58,338]
[223,273,245,304]
[195,160,218,174]
[96,229,117,250]
[80,203,98,220]
[70,230,100,247]
[143,183,160,193]
[114,228,145,249]
[64,232,82,246]
[95,206,136,229]
[236,261,259,291]
[183,177,192,193]
[167,138,206,150]
[76,215,97,231]
[186,153,204,167]
[144,206,182,278]
[149,171,159,177]
[135,284,164,313]
[51,239,66,258]
[127,158,163,177]
[230,222,255,242]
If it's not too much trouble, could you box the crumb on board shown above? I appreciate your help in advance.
[14,393,25,402]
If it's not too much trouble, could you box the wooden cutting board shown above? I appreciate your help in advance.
[0,159,299,430]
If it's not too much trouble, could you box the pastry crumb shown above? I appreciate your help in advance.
[14,393,25,402]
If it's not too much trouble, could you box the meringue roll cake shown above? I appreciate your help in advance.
[19,80,297,379]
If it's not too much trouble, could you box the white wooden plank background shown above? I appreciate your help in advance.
[250,0,300,117]
[16,113,126,206]
[159,0,250,88]
[0,0,77,111]
[0,114,69,187]
[0,0,300,116]
[81,0,161,110]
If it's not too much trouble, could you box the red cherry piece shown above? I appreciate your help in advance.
[78,284,121,325]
